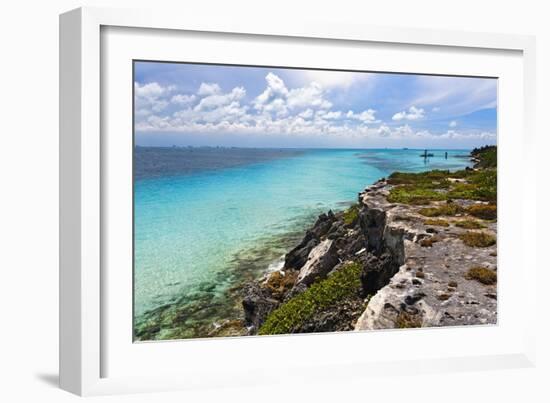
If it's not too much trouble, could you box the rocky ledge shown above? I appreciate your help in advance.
[239,146,497,335]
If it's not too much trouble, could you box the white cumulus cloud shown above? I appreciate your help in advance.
[392,106,425,121]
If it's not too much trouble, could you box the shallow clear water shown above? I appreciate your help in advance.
[134,148,471,323]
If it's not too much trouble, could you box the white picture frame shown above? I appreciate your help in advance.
[59,6,537,396]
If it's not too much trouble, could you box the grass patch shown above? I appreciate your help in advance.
[343,204,360,226]
[419,203,463,217]
[455,219,486,229]
[396,311,422,328]
[459,231,496,247]
[387,170,452,186]
[467,204,497,220]
[465,266,497,285]
[424,219,450,227]
[387,186,446,205]
[258,262,363,335]
[469,169,497,201]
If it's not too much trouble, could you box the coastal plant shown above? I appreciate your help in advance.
[343,204,360,226]
[395,311,422,328]
[455,219,486,229]
[465,266,497,285]
[466,204,497,220]
[469,169,497,201]
[459,231,496,248]
[418,203,463,217]
[387,170,452,187]
[387,186,447,205]
[472,145,497,168]
[258,262,363,335]
[423,219,450,227]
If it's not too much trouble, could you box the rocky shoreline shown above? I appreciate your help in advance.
[225,146,497,337]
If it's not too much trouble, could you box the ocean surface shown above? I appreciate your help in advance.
[134,147,471,337]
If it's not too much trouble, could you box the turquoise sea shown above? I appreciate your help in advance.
[134,148,471,336]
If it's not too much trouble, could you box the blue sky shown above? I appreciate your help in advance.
[134,61,497,149]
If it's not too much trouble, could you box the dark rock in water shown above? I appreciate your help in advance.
[296,239,339,285]
[242,283,280,333]
[359,208,387,255]
[360,251,400,296]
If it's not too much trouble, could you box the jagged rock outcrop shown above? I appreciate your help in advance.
[242,283,280,332]
[296,239,338,285]
[242,166,497,336]
[354,183,497,330]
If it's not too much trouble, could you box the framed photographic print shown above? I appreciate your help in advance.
[60,6,537,396]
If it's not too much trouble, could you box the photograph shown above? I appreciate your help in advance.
[132,61,498,341]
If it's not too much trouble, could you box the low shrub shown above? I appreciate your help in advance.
[459,231,496,247]
[467,204,497,220]
[387,186,446,205]
[259,262,363,335]
[343,204,360,226]
[419,203,463,217]
[465,266,497,285]
[424,219,450,227]
[455,219,486,229]
[396,311,423,328]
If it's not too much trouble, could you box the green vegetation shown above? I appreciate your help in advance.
[259,262,363,335]
[459,231,496,247]
[455,219,486,229]
[387,186,447,205]
[466,204,497,220]
[343,204,360,226]
[465,266,497,285]
[396,311,422,328]
[387,170,453,186]
[419,203,463,217]
[472,145,497,169]
[387,171,450,205]
[386,147,496,205]
[424,219,450,227]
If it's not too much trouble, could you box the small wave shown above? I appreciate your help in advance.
[266,255,285,273]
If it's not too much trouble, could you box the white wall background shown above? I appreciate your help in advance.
[0,0,547,401]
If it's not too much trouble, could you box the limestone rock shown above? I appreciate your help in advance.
[296,239,339,285]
